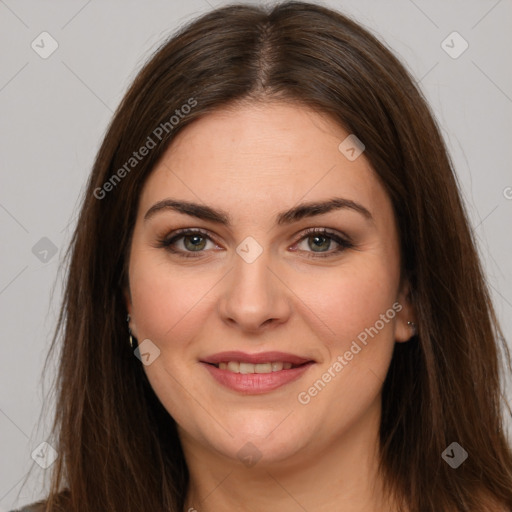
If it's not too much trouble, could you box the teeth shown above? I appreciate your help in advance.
[240,362,254,374]
[215,361,297,373]
[227,361,239,372]
[255,363,272,373]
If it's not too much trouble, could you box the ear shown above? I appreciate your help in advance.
[394,277,417,343]
[124,286,137,337]
[124,286,132,313]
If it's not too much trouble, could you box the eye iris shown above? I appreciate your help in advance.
[177,232,336,253]
[309,235,330,252]
[184,234,206,251]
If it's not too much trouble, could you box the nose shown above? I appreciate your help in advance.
[217,247,291,333]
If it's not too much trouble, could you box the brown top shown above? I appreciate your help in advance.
[9,503,46,512]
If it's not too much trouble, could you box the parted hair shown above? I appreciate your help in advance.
[19,2,512,511]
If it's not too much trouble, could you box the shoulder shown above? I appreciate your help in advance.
[9,501,46,512]
[12,489,70,512]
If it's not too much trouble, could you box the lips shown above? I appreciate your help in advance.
[200,351,315,394]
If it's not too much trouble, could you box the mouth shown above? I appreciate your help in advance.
[200,351,315,394]
[204,360,307,373]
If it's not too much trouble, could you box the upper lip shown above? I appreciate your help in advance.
[201,351,314,365]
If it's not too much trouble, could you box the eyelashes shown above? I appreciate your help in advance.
[289,227,354,258]
[156,227,354,260]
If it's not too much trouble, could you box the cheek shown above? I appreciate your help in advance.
[128,251,215,419]
[292,261,399,426]
[293,257,400,353]
[128,248,219,344]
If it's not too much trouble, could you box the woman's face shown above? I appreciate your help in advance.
[126,101,414,467]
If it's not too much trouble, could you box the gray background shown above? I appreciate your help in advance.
[1,0,511,509]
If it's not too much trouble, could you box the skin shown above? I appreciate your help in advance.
[126,100,416,512]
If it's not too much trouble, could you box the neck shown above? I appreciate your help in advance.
[181,399,399,512]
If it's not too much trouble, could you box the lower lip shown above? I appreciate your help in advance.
[201,362,315,394]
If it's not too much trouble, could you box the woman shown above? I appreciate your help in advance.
[12,1,512,511]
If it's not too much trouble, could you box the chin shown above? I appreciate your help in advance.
[202,414,311,466]
[223,436,306,467]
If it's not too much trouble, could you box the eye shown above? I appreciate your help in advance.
[157,227,353,259]
[292,228,353,258]
[157,229,219,258]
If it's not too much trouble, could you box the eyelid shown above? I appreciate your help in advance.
[160,227,221,251]
[297,227,353,245]
[290,227,354,258]
[157,226,353,258]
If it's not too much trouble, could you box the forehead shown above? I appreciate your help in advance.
[138,101,391,226]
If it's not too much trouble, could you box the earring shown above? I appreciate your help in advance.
[127,314,137,349]
[407,321,417,335]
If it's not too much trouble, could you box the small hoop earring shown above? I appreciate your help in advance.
[127,313,137,349]
[407,321,417,334]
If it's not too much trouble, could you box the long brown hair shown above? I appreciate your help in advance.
[24,2,512,511]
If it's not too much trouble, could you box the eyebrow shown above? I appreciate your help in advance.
[144,197,373,226]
